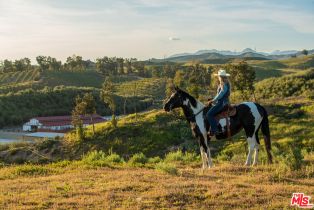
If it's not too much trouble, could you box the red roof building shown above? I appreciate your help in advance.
[23,114,106,132]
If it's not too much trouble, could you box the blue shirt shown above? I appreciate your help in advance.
[212,83,230,106]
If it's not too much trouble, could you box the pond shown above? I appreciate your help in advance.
[0,138,31,144]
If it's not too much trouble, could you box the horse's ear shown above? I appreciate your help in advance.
[174,86,180,91]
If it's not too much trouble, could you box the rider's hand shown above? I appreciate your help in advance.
[207,100,213,106]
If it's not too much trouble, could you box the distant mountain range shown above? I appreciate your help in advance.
[151,48,314,63]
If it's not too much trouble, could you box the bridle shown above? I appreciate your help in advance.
[164,92,183,111]
[166,91,205,120]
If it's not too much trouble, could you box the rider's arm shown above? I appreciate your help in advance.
[212,83,228,103]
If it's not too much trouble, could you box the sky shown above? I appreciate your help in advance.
[0,0,313,61]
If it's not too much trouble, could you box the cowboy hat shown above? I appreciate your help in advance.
[215,69,230,77]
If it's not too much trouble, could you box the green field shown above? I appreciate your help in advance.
[114,77,166,99]
[41,70,105,88]
[0,69,40,86]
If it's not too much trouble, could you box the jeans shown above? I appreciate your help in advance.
[206,101,224,133]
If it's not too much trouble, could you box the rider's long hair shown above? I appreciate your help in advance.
[219,76,230,88]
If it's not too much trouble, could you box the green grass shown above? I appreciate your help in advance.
[66,110,190,157]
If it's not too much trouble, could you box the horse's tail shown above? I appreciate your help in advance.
[260,106,273,164]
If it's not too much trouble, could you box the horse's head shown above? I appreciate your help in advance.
[164,86,184,112]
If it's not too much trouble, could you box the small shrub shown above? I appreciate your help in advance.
[164,150,198,163]
[83,150,107,162]
[50,160,72,168]
[36,139,59,150]
[128,153,148,166]
[164,150,184,162]
[183,151,199,162]
[105,153,124,163]
[155,162,178,175]
[82,150,123,166]
[148,156,162,164]
[14,165,52,176]
[217,150,234,161]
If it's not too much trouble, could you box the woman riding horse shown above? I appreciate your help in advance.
[207,69,231,136]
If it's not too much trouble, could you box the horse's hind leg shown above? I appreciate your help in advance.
[253,132,260,166]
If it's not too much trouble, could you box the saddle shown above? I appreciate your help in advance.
[215,104,236,138]
[204,104,237,138]
[214,104,237,120]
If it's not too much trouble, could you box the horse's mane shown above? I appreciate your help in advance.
[178,88,202,108]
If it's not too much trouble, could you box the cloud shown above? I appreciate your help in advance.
[169,37,180,41]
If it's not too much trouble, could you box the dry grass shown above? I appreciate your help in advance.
[0,163,313,209]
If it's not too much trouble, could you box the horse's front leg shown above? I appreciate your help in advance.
[201,134,213,169]
[204,138,213,168]
[200,147,206,169]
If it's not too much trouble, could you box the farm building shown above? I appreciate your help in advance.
[22,114,106,132]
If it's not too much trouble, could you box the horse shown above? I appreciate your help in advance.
[163,86,272,169]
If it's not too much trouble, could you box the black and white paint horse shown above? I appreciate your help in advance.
[163,87,272,169]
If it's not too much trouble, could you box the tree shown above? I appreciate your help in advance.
[71,93,97,138]
[133,61,145,77]
[65,55,86,71]
[162,63,177,78]
[173,70,186,87]
[82,93,96,134]
[2,60,14,73]
[301,49,308,56]
[47,57,62,71]
[151,65,162,78]
[36,56,61,71]
[226,61,256,101]
[100,78,117,127]
[116,58,124,74]
[165,78,175,97]
[36,56,49,71]
[13,59,24,71]
[124,58,133,74]
[72,96,85,141]
[96,57,117,76]
[187,64,211,98]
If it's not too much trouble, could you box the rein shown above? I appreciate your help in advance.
[186,105,205,121]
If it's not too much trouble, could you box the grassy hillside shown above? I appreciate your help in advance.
[65,110,191,158]
[0,97,313,209]
[255,69,314,99]
[249,54,314,70]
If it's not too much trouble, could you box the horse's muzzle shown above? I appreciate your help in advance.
[163,104,172,112]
